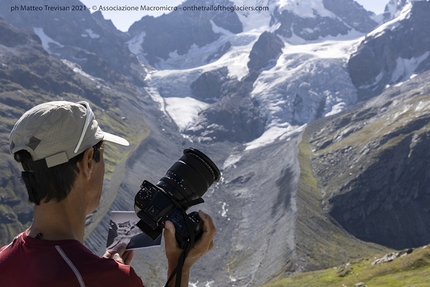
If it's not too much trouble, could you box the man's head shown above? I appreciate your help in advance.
[9,101,129,205]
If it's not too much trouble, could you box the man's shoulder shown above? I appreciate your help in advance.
[0,232,24,255]
[0,232,144,286]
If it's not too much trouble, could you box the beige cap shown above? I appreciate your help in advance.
[9,101,129,172]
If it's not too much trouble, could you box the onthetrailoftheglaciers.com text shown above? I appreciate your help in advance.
[107,4,270,12]
[10,4,269,13]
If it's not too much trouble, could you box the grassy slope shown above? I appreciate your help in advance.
[291,120,389,273]
[262,245,430,287]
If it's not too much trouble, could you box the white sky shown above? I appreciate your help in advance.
[80,0,388,32]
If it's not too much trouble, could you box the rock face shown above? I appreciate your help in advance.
[186,79,266,143]
[274,0,378,40]
[322,0,379,32]
[0,19,40,47]
[247,31,285,74]
[309,71,430,250]
[190,67,229,101]
[127,0,242,67]
[383,0,411,22]
[348,1,430,100]
[329,124,430,249]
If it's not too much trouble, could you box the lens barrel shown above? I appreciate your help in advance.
[157,148,221,206]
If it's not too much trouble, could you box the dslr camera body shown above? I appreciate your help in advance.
[134,148,220,248]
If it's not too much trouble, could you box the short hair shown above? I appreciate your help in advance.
[14,141,103,205]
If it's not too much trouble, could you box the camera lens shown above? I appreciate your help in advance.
[157,148,221,205]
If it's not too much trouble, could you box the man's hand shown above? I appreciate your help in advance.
[103,242,135,265]
[164,210,216,286]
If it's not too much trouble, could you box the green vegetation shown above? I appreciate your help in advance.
[262,245,430,287]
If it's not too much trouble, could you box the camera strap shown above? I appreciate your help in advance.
[164,209,196,287]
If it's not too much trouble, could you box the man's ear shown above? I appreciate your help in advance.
[79,147,95,180]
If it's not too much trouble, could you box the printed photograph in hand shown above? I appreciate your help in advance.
[106,211,161,250]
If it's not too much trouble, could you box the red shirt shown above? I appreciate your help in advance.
[0,232,145,287]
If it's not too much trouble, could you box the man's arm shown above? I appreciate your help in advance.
[164,210,216,287]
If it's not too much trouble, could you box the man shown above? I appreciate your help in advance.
[0,101,215,287]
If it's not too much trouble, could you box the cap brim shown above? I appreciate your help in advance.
[103,132,129,146]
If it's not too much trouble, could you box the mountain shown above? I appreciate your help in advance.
[310,69,430,250]
[127,0,243,67]
[0,0,146,86]
[127,0,378,68]
[349,1,430,100]
[0,16,149,248]
[383,0,411,22]
[2,0,430,286]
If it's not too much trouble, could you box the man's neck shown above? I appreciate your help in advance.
[28,196,87,242]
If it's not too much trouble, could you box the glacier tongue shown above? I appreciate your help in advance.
[144,33,361,149]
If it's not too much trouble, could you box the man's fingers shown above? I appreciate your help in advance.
[190,211,216,253]
[164,220,176,243]
[112,242,127,253]
[122,250,135,265]
[103,250,124,264]
[199,210,216,239]
[103,242,129,264]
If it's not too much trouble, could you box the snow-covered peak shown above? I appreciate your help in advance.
[370,1,413,37]
[136,0,384,148]
[384,0,414,21]
[231,0,336,33]
[276,0,334,18]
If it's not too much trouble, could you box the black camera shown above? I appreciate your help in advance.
[134,148,221,248]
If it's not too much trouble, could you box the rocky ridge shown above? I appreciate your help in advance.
[0,0,146,86]
[309,70,430,250]
[348,1,430,100]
